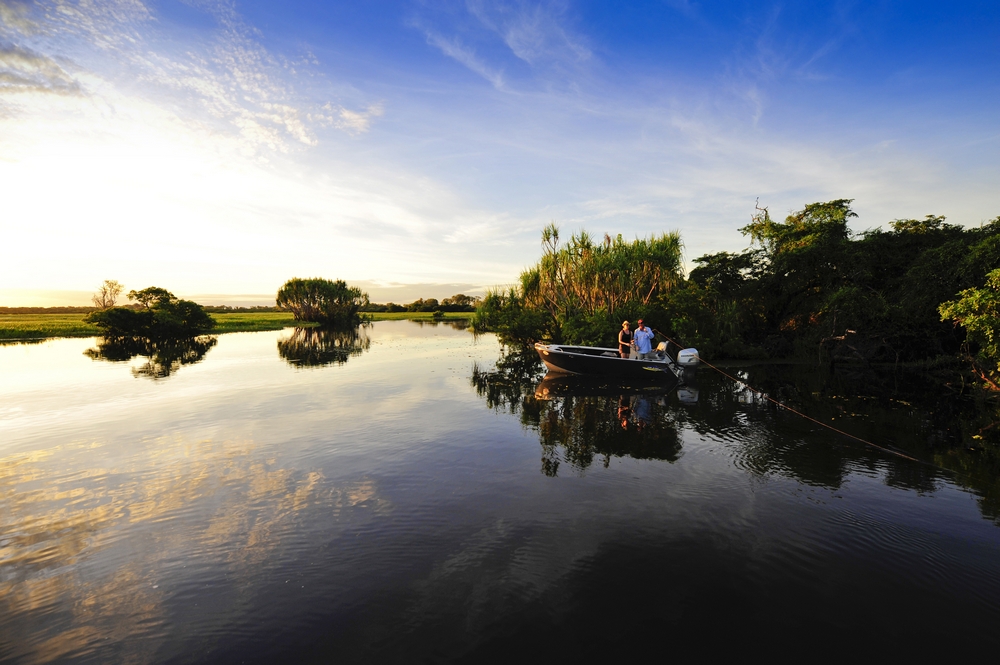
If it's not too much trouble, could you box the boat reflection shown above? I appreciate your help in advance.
[472,358,683,475]
[84,335,218,379]
[277,326,371,368]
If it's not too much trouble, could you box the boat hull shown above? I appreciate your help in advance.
[534,343,679,380]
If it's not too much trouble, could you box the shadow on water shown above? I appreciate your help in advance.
[277,326,371,368]
[471,349,682,475]
[472,347,1000,519]
[707,362,1000,520]
[84,336,218,379]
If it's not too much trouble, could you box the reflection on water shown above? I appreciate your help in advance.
[0,435,383,664]
[84,336,218,379]
[277,326,371,367]
[472,353,682,475]
[471,348,1000,513]
[3,326,1000,661]
[407,318,471,330]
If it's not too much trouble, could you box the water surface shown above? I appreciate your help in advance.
[2,321,999,662]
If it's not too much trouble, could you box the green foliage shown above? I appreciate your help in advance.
[671,202,1000,364]
[276,278,369,326]
[407,298,439,312]
[474,288,551,346]
[84,287,215,339]
[477,203,999,367]
[940,268,1000,389]
[476,225,685,346]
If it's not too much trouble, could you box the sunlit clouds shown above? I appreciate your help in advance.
[1,0,998,304]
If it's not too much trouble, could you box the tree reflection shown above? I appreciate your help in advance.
[277,326,371,368]
[471,352,681,476]
[471,347,1000,520]
[84,336,217,379]
[408,318,471,330]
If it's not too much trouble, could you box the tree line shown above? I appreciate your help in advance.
[474,199,1000,389]
[82,277,478,339]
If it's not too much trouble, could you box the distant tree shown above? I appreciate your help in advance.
[441,294,481,311]
[276,278,369,326]
[92,280,124,310]
[85,287,215,339]
[406,298,439,312]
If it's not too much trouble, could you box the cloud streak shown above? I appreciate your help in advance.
[0,43,81,96]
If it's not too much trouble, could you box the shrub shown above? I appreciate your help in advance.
[276,278,369,326]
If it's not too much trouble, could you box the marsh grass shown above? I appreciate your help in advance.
[0,311,474,340]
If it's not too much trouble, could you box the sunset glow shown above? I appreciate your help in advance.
[2,0,998,305]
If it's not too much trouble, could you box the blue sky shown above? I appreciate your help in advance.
[1,0,998,305]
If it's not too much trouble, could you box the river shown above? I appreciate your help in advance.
[1,320,998,662]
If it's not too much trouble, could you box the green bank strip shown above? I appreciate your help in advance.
[0,311,473,341]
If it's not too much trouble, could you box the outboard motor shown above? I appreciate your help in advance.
[676,348,700,367]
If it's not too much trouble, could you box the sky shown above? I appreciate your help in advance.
[1,0,998,306]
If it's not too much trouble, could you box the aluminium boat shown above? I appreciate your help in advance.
[534,341,698,380]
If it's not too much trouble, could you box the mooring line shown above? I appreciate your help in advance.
[652,328,931,465]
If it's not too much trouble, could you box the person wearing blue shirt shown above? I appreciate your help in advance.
[633,319,655,360]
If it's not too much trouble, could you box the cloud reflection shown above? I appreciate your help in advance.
[0,436,386,663]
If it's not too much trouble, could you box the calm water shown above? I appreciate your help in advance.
[2,320,999,662]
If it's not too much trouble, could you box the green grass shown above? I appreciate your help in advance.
[0,311,474,340]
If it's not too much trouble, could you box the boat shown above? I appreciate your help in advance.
[534,341,699,380]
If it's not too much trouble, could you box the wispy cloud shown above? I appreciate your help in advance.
[465,0,590,65]
[0,44,81,96]
[422,28,506,89]
[0,0,383,156]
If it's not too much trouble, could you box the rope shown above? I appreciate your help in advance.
[651,327,928,465]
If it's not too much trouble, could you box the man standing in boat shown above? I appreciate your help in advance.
[618,320,633,359]
[633,319,655,360]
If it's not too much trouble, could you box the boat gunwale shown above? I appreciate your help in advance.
[534,342,675,367]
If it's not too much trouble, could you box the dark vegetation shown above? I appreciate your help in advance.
[277,326,372,368]
[475,200,1000,391]
[85,336,217,379]
[85,287,215,339]
[361,294,480,313]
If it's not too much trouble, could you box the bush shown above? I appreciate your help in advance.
[276,278,369,326]
[84,287,215,339]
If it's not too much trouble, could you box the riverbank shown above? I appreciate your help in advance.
[0,311,474,341]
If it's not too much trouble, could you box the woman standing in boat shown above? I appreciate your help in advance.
[618,320,632,359]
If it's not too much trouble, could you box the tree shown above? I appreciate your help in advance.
[475,225,684,346]
[85,287,215,339]
[940,268,1000,390]
[92,280,124,310]
[276,278,369,326]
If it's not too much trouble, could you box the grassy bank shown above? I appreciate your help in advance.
[0,311,473,341]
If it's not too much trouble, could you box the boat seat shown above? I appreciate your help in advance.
[601,351,618,357]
